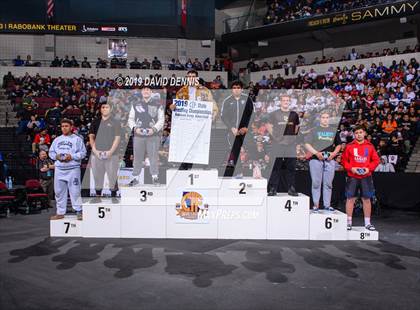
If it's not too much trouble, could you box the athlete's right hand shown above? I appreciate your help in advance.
[231,128,238,136]
[351,167,361,175]
[316,152,324,161]
[169,104,176,111]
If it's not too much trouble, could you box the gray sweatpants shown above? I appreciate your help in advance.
[91,155,119,192]
[54,168,82,215]
[309,159,336,208]
[133,136,160,177]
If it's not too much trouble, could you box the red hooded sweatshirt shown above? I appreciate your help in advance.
[341,139,380,179]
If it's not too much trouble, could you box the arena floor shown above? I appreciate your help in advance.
[1,209,419,310]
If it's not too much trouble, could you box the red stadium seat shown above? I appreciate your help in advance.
[0,182,16,216]
[24,179,49,213]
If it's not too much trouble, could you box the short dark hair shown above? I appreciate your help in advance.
[60,118,73,126]
[187,69,198,76]
[353,125,366,132]
[231,80,243,88]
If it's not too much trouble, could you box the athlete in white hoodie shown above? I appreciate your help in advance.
[49,119,87,220]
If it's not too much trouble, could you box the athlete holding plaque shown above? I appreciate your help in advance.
[89,101,121,203]
[341,125,380,231]
[265,94,299,196]
[170,70,218,170]
[128,86,165,186]
[304,110,341,212]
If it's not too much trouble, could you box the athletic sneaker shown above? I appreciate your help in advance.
[152,177,160,185]
[50,214,65,220]
[128,178,139,187]
[267,188,277,196]
[234,173,243,179]
[90,196,102,204]
[288,186,298,197]
[111,197,120,204]
[325,206,335,212]
[312,207,319,213]
[347,224,352,231]
[365,224,376,231]
[76,211,83,221]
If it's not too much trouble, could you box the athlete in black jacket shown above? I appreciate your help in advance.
[220,81,254,177]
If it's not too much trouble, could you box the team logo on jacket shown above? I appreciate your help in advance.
[175,191,208,220]
[353,147,368,163]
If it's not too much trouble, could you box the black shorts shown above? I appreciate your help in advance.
[345,176,375,199]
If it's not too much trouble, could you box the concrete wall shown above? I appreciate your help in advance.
[249,52,420,83]
[0,34,215,65]
[0,66,227,86]
[234,37,418,71]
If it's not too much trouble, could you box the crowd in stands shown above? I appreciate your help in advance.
[239,56,419,173]
[264,0,395,25]
[1,54,419,177]
[245,45,420,73]
[12,54,234,72]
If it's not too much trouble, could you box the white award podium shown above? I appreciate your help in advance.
[166,169,219,239]
[50,169,379,241]
[50,215,83,237]
[309,210,348,240]
[217,178,267,239]
[267,193,310,240]
[120,186,166,238]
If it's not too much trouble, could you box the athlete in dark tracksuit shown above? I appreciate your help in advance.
[220,81,254,177]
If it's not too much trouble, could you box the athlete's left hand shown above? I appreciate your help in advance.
[64,154,72,162]
[238,127,248,135]
[362,168,369,175]
[147,129,154,136]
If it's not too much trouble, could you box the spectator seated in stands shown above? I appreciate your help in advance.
[32,129,51,154]
[13,55,25,67]
[62,55,71,67]
[96,58,108,68]
[141,58,151,69]
[81,57,91,68]
[152,57,162,70]
[130,57,142,69]
[50,56,62,67]
[70,56,79,67]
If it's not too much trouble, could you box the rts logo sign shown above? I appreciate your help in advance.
[118,27,128,32]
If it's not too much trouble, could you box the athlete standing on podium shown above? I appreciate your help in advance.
[341,125,380,231]
[304,110,341,212]
[89,101,121,204]
[170,70,218,170]
[265,94,299,196]
[220,81,254,178]
[128,86,165,186]
[49,119,87,220]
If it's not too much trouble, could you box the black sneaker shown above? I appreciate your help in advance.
[111,197,120,204]
[365,224,376,231]
[128,179,139,187]
[288,186,298,197]
[152,177,160,185]
[90,196,102,204]
[347,224,352,231]
[268,188,277,196]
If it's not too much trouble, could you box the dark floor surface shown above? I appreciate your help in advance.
[1,209,420,310]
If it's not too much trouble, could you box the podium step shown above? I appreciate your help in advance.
[309,210,347,240]
[50,215,83,237]
[347,227,379,241]
[267,193,310,240]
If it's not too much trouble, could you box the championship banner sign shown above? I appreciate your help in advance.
[307,0,419,28]
[168,99,213,165]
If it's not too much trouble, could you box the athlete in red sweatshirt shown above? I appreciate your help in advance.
[341,125,380,231]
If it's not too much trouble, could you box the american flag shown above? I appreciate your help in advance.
[47,0,54,22]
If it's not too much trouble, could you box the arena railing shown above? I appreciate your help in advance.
[247,52,420,83]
